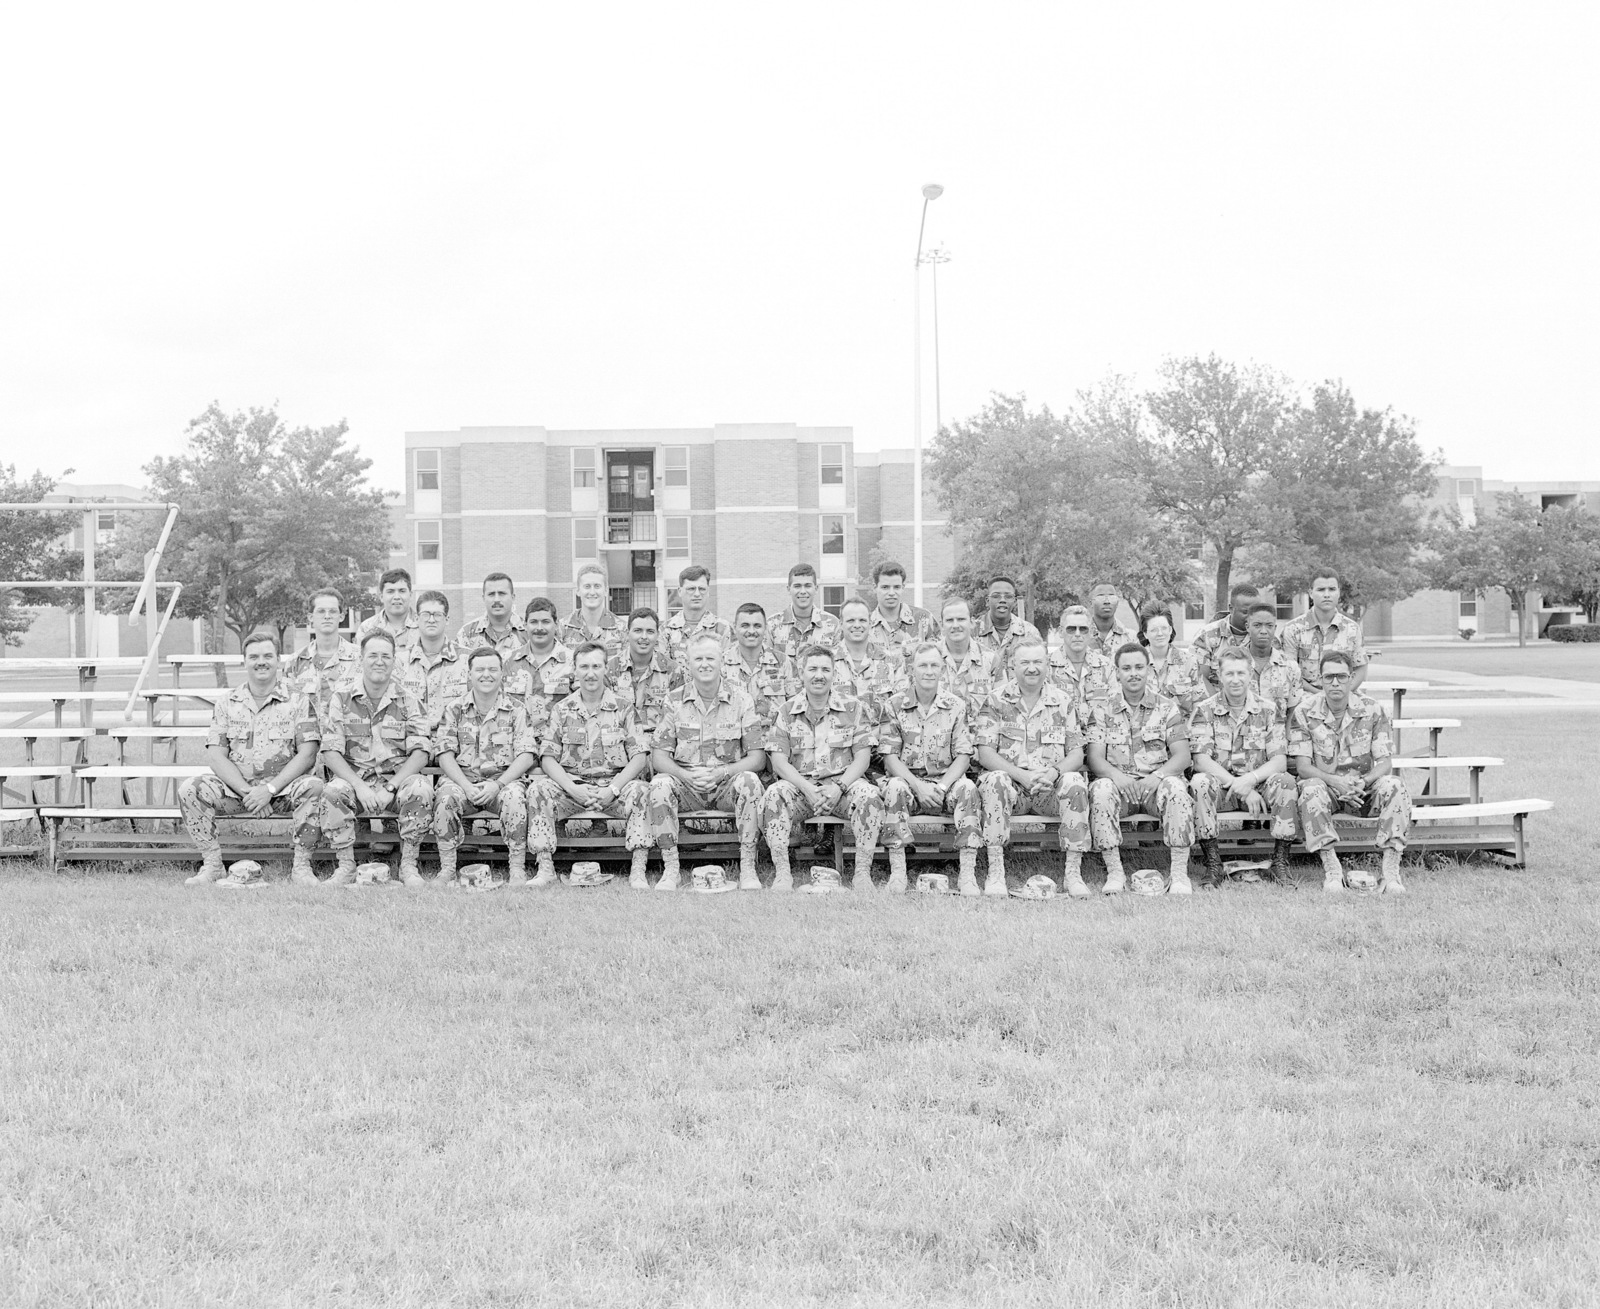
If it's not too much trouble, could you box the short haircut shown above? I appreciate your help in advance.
[1114,641,1149,666]
[910,640,943,663]
[872,560,907,584]
[1228,583,1260,602]
[467,647,503,668]
[986,575,1018,593]
[524,596,557,621]
[678,564,711,586]
[798,642,836,666]
[307,589,343,615]
[840,596,871,616]
[241,630,280,656]
[379,568,412,591]
[787,563,817,585]
[1310,568,1341,589]
[1247,601,1279,621]
[415,589,450,617]
[1320,651,1353,674]
[627,606,660,630]
[575,562,607,587]
[1014,636,1049,659]
[940,595,971,618]
[359,630,397,655]
[1217,648,1251,670]
[482,571,514,592]
[688,631,724,653]
[1060,605,1091,624]
[572,641,608,665]
[1090,581,1119,596]
[734,602,766,622]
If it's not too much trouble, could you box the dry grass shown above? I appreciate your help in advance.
[1,714,1595,1307]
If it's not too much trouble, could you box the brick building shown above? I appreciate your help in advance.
[398,425,958,627]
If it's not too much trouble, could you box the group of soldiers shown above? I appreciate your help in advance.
[179,558,1411,896]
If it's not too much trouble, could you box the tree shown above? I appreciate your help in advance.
[926,391,1197,632]
[1117,355,1296,612]
[1427,494,1555,646]
[1258,382,1442,615]
[1543,505,1600,624]
[106,405,394,649]
[0,465,76,649]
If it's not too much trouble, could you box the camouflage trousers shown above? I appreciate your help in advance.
[178,774,323,850]
[528,776,650,853]
[976,770,1090,852]
[434,777,529,849]
[1298,775,1410,853]
[647,772,764,848]
[1089,776,1195,850]
[762,778,884,854]
[322,775,434,849]
[1191,772,1299,841]
[881,775,981,850]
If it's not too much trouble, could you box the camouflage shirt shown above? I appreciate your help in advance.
[877,688,974,777]
[652,680,766,768]
[973,615,1043,681]
[1147,646,1207,716]
[1048,650,1115,713]
[1279,610,1369,690]
[396,639,469,731]
[1287,691,1393,777]
[282,639,358,718]
[869,604,938,658]
[769,689,875,782]
[608,649,681,733]
[721,645,787,726]
[206,681,321,785]
[1089,688,1190,778]
[662,610,735,671]
[935,641,996,710]
[1191,617,1250,688]
[1189,692,1288,776]
[321,677,432,783]
[435,693,537,783]
[1244,647,1304,714]
[542,689,646,782]
[1089,622,1139,660]
[829,647,908,710]
[502,641,574,710]
[456,613,527,659]
[355,611,421,655]
[975,680,1086,774]
[767,607,843,667]
[559,609,626,667]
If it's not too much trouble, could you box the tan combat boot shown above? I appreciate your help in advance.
[185,847,226,886]
[436,843,459,887]
[1062,852,1091,899]
[290,846,318,886]
[770,847,793,892]
[655,848,681,891]
[957,848,980,895]
[1101,849,1126,895]
[886,847,909,893]
[1379,849,1407,895]
[738,843,761,890]
[853,850,876,893]
[629,849,650,889]
[968,848,995,897]
[1168,847,1194,895]
[1320,848,1345,893]
[527,852,556,888]
[398,841,426,887]
[506,844,529,887]
[326,848,357,886]
[982,850,1008,897]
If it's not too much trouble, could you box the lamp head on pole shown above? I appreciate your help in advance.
[921,183,944,201]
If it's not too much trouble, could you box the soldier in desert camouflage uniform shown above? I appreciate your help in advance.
[355,568,421,656]
[933,597,996,710]
[433,647,539,888]
[396,590,468,733]
[1279,570,1370,693]
[1288,651,1408,894]
[662,564,735,673]
[282,589,358,719]
[457,572,526,659]
[767,564,842,667]
[1191,584,1258,692]
[829,596,907,708]
[558,563,626,667]
[1087,643,1197,895]
[721,603,787,730]
[609,607,680,735]
[320,631,435,886]
[179,631,325,886]
[868,560,938,660]
[1048,605,1114,713]
[973,576,1042,677]
[501,596,573,736]
[1241,602,1303,714]
[974,637,1093,898]
[1138,607,1206,717]
[529,642,652,887]
[1086,582,1137,659]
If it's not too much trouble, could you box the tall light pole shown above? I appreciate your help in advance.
[912,182,943,610]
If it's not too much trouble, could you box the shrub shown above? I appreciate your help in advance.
[1549,625,1600,643]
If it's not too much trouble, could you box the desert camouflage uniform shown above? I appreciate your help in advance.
[560,609,626,667]
[355,611,421,655]
[1191,617,1250,690]
[936,641,996,711]
[877,688,980,850]
[282,639,358,720]
[609,649,681,734]
[1089,622,1138,660]
[1148,646,1207,716]
[1279,610,1369,691]
[721,644,788,728]
[178,682,324,849]
[502,641,574,736]
[869,604,938,661]
[1288,691,1409,852]
[662,610,735,672]
[647,681,767,847]
[396,639,469,733]
[973,615,1043,680]
[1048,649,1115,714]
[1087,689,1195,850]
[768,607,842,667]
[763,689,885,855]
[319,678,434,847]
[1244,647,1304,714]
[1188,692,1298,841]
[828,646,908,712]
[456,613,527,659]
[529,689,650,853]
[974,681,1090,851]
[433,693,537,848]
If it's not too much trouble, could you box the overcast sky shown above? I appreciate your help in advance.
[3,3,1596,494]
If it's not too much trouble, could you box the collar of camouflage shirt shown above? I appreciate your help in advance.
[1214,691,1267,719]
[236,680,290,707]
[1303,689,1374,722]
[567,688,622,717]
[787,688,853,717]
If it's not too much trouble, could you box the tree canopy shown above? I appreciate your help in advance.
[0,465,76,648]
[1426,494,1556,647]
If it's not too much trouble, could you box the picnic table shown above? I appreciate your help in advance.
[1364,681,1430,722]
[167,654,244,689]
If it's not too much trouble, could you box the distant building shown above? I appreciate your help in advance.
[397,425,958,626]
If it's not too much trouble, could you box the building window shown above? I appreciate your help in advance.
[1184,600,1206,621]
[1459,591,1478,618]
[664,446,688,488]
[820,443,845,486]
[573,449,596,489]
[573,518,597,559]
[820,514,845,555]
[822,585,846,618]
[1275,593,1294,620]
[416,521,441,563]
[415,449,440,492]
[97,510,116,533]
[1455,478,1477,497]
[665,516,689,559]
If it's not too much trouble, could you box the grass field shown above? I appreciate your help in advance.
[2,716,1595,1306]
[1372,642,1600,682]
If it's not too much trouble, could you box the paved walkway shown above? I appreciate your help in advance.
[1378,661,1600,711]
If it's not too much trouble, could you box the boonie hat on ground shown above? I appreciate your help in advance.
[217,860,265,888]
[1130,868,1167,896]
[566,861,613,887]
[916,872,952,894]
[799,867,842,893]
[1345,867,1377,890]
[1225,859,1270,883]
[455,863,496,892]
[691,864,736,894]
[1011,874,1058,900]
[353,861,391,886]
